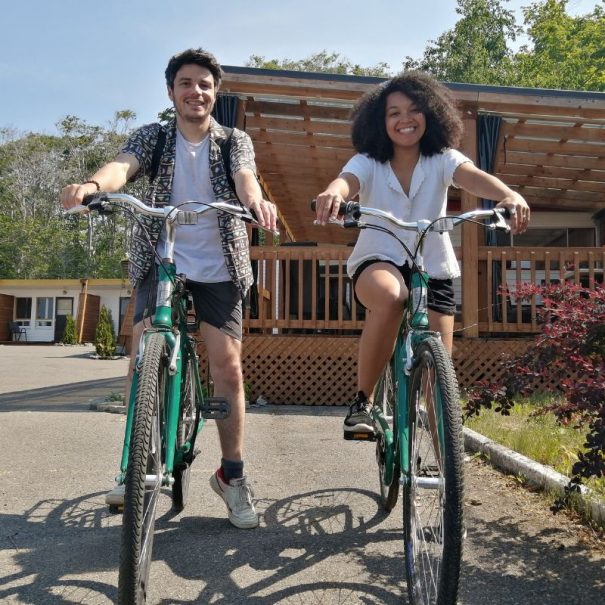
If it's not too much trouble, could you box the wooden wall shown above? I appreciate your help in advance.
[0,294,14,341]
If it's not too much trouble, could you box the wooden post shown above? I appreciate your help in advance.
[460,106,479,338]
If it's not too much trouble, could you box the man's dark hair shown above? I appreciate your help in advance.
[351,71,463,162]
[165,48,223,89]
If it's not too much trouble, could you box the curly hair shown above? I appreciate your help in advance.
[165,48,223,89]
[351,71,463,162]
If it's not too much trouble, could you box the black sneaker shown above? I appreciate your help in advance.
[343,391,375,441]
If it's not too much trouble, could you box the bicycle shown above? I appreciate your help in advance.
[313,200,511,605]
[67,192,268,604]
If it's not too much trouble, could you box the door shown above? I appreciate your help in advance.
[54,297,74,342]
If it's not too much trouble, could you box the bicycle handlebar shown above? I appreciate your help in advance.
[310,199,511,234]
[65,192,277,233]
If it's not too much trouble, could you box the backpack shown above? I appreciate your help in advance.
[149,126,235,192]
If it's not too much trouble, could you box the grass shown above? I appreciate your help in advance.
[464,395,605,498]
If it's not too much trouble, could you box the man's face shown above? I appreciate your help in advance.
[168,64,217,125]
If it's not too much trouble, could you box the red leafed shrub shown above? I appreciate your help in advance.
[465,282,605,503]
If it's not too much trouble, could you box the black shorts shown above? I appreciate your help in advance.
[133,267,243,341]
[351,259,456,316]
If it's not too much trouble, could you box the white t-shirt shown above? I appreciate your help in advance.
[343,149,472,280]
[157,130,230,283]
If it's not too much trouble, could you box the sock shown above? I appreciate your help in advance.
[221,458,244,482]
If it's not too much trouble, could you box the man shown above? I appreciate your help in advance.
[61,48,277,529]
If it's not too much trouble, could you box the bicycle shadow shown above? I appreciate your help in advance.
[0,487,405,604]
[153,486,405,603]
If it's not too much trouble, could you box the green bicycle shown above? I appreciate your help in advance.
[68,192,262,604]
[318,201,511,605]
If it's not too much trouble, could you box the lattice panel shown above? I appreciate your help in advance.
[198,336,564,406]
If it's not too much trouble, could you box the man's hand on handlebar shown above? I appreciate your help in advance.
[60,182,100,212]
[247,198,278,232]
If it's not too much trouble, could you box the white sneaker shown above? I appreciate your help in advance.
[209,471,259,529]
[105,483,125,507]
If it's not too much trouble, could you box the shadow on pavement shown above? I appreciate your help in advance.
[0,378,125,413]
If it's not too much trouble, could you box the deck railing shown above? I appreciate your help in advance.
[245,245,605,336]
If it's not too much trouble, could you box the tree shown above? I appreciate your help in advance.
[95,305,116,358]
[61,314,78,345]
[512,0,605,91]
[246,50,391,77]
[403,0,520,84]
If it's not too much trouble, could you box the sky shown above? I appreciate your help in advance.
[0,0,600,135]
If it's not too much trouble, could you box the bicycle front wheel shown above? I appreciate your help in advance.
[118,332,166,605]
[172,350,198,511]
[374,359,400,512]
[404,336,464,605]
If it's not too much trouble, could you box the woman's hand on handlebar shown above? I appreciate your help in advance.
[495,192,530,235]
[314,191,347,226]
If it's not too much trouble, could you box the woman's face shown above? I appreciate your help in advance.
[384,91,426,150]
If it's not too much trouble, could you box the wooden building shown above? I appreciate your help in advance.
[217,67,605,404]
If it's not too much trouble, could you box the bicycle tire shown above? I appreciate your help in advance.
[172,351,197,511]
[374,359,400,512]
[118,332,166,605]
[403,336,464,605]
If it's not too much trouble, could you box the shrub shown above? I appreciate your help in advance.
[465,282,605,508]
[61,314,78,345]
[95,305,116,358]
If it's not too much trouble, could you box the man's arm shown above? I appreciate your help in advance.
[60,153,140,210]
[233,168,278,232]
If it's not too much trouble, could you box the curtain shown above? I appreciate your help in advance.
[212,93,239,128]
[477,114,503,319]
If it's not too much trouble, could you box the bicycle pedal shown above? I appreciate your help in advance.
[344,430,376,441]
[200,396,230,419]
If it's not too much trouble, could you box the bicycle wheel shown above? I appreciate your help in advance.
[172,351,197,511]
[118,332,166,605]
[403,336,463,605]
[374,359,400,512]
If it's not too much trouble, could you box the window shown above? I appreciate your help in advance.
[15,297,32,326]
[119,296,130,334]
[36,297,54,327]
[496,227,596,247]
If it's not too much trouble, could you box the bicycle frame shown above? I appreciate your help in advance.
[117,252,205,488]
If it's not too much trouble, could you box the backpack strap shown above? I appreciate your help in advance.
[217,126,235,193]
[149,127,167,182]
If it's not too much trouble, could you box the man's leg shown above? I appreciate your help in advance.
[200,321,258,529]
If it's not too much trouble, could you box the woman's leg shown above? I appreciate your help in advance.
[355,263,408,400]
[428,310,454,355]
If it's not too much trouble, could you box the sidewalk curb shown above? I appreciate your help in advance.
[89,398,126,414]
[464,426,605,527]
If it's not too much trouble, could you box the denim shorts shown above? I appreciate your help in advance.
[133,267,243,340]
[351,259,456,316]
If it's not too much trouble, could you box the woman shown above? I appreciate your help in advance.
[314,71,530,438]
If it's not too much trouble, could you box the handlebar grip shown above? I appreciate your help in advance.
[82,193,98,206]
[495,207,511,219]
[310,199,360,217]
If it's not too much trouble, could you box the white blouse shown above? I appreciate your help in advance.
[342,149,472,280]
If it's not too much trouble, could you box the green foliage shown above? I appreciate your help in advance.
[94,305,116,358]
[61,314,78,345]
[246,50,390,77]
[403,0,520,84]
[512,0,605,90]
[465,282,605,508]
[404,0,604,91]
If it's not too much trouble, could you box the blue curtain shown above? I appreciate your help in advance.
[212,93,239,128]
[477,114,504,319]
[478,114,502,245]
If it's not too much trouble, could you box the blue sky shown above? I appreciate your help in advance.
[0,0,600,135]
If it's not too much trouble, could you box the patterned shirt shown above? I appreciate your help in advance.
[120,117,255,296]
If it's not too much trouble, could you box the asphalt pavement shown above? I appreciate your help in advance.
[0,344,603,604]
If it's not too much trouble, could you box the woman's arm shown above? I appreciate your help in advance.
[454,162,530,234]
